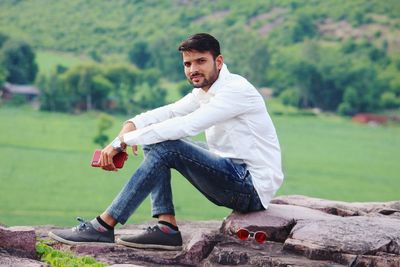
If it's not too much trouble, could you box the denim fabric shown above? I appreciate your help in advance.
[106,139,264,224]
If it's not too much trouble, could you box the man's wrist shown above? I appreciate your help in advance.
[118,135,127,150]
[123,121,137,132]
[111,136,126,152]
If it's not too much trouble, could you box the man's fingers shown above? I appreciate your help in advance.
[100,149,115,166]
[101,153,111,166]
[132,145,138,156]
[101,163,117,171]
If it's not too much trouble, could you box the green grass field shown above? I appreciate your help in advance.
[36,51,93,75]
[0,106,399,227]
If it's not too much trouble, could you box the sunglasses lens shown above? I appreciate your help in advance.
[236,228,249,240]
[254,232,267,243]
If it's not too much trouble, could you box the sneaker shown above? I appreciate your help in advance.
[117,225,183,250]
[48,217,115,245]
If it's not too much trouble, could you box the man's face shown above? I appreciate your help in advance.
[182,50,223,91]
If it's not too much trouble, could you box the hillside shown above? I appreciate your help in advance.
[1,0,399,54]
[1,0,400,113]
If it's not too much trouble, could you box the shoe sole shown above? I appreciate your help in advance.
[48,231,114,245]
[116,238,182,251]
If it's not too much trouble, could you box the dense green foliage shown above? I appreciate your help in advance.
[0,34,38,84]
[1,106,399,226]
[37,63,166,113]
[0,33,9,86]
[1,0,399,114]
[93,113,114,147]
[37,240,105,266]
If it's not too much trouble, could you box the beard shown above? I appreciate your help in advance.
[187,63,219,89]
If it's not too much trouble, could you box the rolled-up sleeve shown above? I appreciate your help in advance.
[126,91,199,129]
[123,86,250,145]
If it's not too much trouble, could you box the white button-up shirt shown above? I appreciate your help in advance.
[124,64,284,209]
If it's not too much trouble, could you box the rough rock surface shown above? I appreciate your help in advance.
[271,195,400,217]
[0,226,37,259]
[35,221,223,267]
[0,252,48,267]
[221,196,400,267]
[5,195,400,266]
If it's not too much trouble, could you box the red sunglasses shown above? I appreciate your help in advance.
[236,228,267,244]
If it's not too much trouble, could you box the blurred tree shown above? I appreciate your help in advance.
[0,40,38,84]
[380,91,400,109]
[177,80,192,96]
[133,82,167,110]
[128,41,152,69]
[290,14,316,43]
[56,64,68,74]
[37,73,70,112]
[341,39,357,54]
[60,64,113,111]
[149,32,184,81]
[89,50,102,62]
[280,88,299,107]
[93,113,114,147]
[0,32,9,48]
[0,65,7,87]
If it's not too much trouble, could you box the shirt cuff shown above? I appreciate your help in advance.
[122,131,140,146]
[122,127,151,146]
[125,116,145,130]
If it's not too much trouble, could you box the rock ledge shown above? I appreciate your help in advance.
[2,195,399,266]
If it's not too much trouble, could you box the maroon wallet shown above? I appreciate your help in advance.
[91,149,128,169]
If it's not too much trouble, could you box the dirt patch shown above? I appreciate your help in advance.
[193,9,230,24]
[248,7,288,25]
[318,18,400,52]
[248,7,288,36]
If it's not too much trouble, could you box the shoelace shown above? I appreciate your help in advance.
[74,217,89,232]
[144,226,158,233]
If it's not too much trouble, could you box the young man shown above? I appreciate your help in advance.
[49,33,284,250]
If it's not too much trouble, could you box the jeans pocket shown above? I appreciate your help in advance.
[229,160,248,181]
[222,190,251,213]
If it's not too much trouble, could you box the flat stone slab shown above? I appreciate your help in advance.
[221,203,334,242]
[221,196,400,267]
[284,216,400,260]
[272,195,400,217]
[202,237,346,267]
[0,226,37,259]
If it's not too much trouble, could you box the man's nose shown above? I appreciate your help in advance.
[190,63,199,73]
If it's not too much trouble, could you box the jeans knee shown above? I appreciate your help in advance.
[142,144,153,154]
[143,140,181,156]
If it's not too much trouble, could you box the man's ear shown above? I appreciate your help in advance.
[216,55,223,70]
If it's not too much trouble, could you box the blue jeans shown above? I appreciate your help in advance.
[106,139,264,224]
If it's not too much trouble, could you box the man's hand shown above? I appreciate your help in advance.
[100,121,139,172]
[100,145,119,171]
[119,121,139,156]
[131,144,138,156]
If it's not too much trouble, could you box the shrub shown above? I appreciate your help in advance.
[380,91,400,109]
[36,241,105,267]
[280,88,299,107]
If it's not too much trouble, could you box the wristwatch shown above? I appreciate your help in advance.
[111,136,126,152]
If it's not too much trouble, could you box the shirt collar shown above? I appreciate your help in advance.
[207,63,229,95]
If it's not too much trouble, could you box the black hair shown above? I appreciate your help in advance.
[178,33,221,59]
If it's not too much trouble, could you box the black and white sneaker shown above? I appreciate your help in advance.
[117,225,182,250]
[48,217,115,245]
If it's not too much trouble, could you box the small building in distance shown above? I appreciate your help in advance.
[352,113,388,126]
[1,82,40,106]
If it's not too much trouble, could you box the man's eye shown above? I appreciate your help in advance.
[199,59,206,63]
[184,62,191,67]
